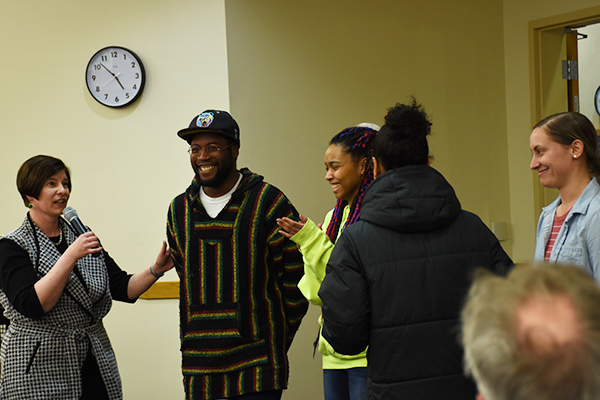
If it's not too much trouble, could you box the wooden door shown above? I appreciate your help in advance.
[565,29,579,112]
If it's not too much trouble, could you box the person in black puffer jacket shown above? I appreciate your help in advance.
[319,98,513,400]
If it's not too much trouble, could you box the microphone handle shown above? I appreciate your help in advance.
[71,218,88,236]
[69,217,101,258]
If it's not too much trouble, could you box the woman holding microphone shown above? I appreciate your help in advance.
[0,155,173,400]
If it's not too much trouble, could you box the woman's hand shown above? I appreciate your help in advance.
[277,215,308,239]
[35,231,102,313]
[126,241,175,300]
[151,240,174,276]
[64,231,103,260]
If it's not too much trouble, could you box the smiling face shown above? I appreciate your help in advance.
[189,132,239,197]
[28,170,70,219]
[324,144,366,204]
[530,127,577,190]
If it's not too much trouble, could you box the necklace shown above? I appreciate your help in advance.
[53,228,63,246]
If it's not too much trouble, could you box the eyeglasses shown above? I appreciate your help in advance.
[188,143,234,156]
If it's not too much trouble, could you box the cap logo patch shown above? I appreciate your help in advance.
[196,112,214,128]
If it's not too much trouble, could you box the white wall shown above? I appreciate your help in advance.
[1,1,229,398]
[579,23,600,127]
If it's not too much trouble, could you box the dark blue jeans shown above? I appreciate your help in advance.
[323,367,368,400]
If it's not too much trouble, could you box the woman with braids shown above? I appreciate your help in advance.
[277,124,378,400]
[530,112,600,281]
[318,99,512,399]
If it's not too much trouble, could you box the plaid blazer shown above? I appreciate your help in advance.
[0,215,122,400]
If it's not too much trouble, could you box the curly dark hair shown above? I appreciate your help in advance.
[373,97,432,171]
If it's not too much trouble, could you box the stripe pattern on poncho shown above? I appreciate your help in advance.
[167,168,308,400]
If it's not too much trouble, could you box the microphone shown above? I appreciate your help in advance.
[63,206,88,236]
[63,206,101,257]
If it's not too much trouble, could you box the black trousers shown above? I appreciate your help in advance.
[80,348,109,400]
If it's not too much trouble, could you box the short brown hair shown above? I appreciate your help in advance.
[17,155,71,207]
[534,112,600,175]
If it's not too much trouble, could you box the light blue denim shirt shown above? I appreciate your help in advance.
[534,177,600,282]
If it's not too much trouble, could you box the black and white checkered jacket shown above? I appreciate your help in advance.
[0,215,122,400]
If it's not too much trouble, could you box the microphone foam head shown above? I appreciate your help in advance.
[63,206,78,221]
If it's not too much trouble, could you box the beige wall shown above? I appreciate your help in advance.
[225,0,512,258]
[225,1,600,399]
[225,1,511,398]
[2,0,600,399]
[0,1,230,398]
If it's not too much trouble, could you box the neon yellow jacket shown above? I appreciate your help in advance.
[291,206,367,369]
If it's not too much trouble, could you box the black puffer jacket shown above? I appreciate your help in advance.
[320,165,512,400]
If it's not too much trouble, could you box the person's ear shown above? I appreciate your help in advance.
[359,157,367,176]
[372,157,382,178]
[476,392,485,400]
[571,139,584,160]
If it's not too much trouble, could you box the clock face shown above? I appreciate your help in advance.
[85,46,145,108]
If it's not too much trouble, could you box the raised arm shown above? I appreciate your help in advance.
[35,231,102,313]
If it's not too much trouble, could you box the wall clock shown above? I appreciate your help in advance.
[595,86,600,116]
[85,46,145,108]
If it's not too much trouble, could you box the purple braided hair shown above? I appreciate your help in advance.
[325,127,377,242]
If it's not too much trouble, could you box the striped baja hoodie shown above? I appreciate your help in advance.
[167,168,308,400]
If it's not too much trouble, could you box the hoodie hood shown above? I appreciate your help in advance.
[186,167,264,206]
[359,165,461,233]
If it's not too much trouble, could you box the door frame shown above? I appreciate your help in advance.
[528,5,600,214]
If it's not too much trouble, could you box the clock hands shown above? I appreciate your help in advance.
[99,63,125,90]
[100,72,123,90]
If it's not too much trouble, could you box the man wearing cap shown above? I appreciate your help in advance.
[167,110,309,400]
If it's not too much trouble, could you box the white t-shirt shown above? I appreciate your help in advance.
[200,173,243,218]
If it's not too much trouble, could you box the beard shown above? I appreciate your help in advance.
[194,153,236,189]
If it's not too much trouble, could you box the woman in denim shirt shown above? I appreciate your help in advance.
[530,112,600,281]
